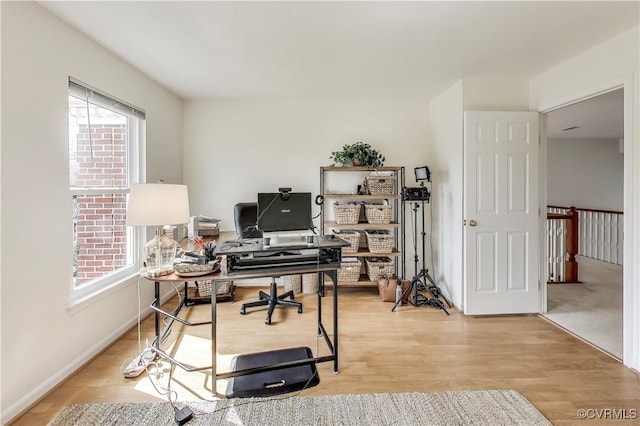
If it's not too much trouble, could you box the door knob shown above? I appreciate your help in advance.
[469,219,478,227]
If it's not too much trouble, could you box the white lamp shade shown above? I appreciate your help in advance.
[126,183,190,226]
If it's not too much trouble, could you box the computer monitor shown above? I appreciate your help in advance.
[257,191,314,247]
[257,191,312,233]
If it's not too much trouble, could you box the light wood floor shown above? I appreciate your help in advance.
[11,286,639,425]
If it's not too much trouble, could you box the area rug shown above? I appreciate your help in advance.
[47,389,552,426]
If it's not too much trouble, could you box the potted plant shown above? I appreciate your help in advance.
[330,142,385,167]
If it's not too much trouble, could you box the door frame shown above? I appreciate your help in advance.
[536,74,636,368]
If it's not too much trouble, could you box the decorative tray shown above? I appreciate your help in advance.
[174,261,220,277]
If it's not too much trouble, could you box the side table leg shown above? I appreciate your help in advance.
[211,279,218,396]
[154,281,160,352]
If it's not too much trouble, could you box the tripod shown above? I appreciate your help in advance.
[392,183,452,314]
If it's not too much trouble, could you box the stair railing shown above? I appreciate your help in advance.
[547,206,579,283]
[547,205,624,284]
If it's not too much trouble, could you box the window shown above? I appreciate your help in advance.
[68,78,145,302]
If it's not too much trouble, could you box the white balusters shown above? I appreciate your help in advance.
[550,206,623,268]
[547,207,568,282]
[577,209,623,266]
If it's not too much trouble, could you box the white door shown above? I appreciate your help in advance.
[464,111,540,315]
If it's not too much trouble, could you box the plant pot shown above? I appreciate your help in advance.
[352,158,364,166]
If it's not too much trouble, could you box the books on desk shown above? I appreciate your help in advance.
[197,215,220,236]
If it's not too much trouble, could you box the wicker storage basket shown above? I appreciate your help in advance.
[335,230,360,254]
[365,175,395,195]
[197,227,219,236]
[197,280,214,297]
[364,230,394,254]
[196,280,233,301]
[365,257,395,281]
[333,203,361,225]
[337,260,362,283]
[284,274,302,294]
[364,204,392,224]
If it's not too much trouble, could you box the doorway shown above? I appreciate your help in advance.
[542,88,624,359]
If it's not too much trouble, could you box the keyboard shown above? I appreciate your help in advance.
[253,250,302,258]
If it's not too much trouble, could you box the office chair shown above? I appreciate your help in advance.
[233,202,303,325]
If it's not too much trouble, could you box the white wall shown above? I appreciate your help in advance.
[529,25,639,371]
[462,77,530,111]
[427,81,464,307]
[547,138,624,211]
[183,99,430,237]
[0,3,183,422]
[183,100,433,285]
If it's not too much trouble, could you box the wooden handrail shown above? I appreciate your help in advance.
[547,205,623,215]
[547,212,571,220]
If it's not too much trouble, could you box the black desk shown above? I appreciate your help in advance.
[212,236,347,395]
[144,235,347,397]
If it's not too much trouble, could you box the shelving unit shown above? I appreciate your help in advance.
[320,166,405,287]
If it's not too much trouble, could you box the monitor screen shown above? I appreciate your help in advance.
[257,192,312,233]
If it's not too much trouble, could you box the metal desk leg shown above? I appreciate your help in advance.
[211,279,218,396]
[332,270,339,374]
[317,270,322,336]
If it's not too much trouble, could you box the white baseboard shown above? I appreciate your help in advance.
[2,290,175,425]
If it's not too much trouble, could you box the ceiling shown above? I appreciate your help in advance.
[41,1,636,139]
[546,88,624,140]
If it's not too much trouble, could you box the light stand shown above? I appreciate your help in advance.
[392,167,451,314]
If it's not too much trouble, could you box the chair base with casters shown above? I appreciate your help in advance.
[240,277,303,325]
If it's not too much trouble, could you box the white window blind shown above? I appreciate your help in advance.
[68,77,146,120]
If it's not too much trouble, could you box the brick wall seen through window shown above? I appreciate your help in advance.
[72,123,128,285]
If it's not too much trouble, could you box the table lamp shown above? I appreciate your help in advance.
[126,183,190,277]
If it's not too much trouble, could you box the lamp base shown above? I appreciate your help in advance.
[144,228,178,278]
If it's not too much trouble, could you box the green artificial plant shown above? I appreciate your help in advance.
[330,142,385,167]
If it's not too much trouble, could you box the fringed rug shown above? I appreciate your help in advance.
[48,389,552,425]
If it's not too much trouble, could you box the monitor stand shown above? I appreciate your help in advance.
[262,230,315,249]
